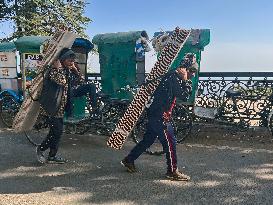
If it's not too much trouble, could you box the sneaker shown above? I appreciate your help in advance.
[120,158,137,173]
[166,169,190,181]
[47,156,68,164]
[36,146,46,164]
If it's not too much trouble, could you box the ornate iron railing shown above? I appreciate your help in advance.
[86,72,273,127]
[86,73,101,92]
[196,72,273,126]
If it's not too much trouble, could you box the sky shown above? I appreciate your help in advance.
[1,0,273,72]
[84,0,273,72]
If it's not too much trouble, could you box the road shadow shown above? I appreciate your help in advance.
[1,129,273,204]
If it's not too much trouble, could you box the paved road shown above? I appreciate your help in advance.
[1,127,273,205]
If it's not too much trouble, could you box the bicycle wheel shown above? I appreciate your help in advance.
[132,110,164,155]
[0,94,20,128]
[95,99,129,136]
[172,104,193,143]
[104,103,122,134]
[24,115,49,146]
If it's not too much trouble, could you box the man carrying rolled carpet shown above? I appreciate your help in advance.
[121,53,198,181]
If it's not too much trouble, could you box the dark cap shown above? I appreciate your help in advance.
[59,48,76,61]
[178,53,198,72]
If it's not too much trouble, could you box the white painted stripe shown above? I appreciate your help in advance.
[164,129,174,172]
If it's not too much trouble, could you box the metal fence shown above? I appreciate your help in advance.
[86,72,273,127]
[196,72,273,126]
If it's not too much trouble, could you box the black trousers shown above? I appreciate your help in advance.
[126,119,177,172]
[66,83,97,116]
[72,83,97,107]
[39,117,64,157]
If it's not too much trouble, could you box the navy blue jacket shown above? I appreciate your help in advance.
[147,72,192,123]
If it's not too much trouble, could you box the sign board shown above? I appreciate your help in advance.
[0,52,17,78]
[23,53,43,70]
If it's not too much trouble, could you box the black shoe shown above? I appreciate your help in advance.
[36,146,46,164]
[166,169,190,181]
[47,156,68,164]
[120,158,137,173]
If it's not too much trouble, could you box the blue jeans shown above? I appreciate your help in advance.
[127,119,177,172]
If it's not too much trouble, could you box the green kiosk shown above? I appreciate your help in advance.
[93,29,209,103]
[92,31,149,100]
[153,29,210,104]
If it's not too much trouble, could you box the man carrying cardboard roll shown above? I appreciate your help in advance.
[36,48,97,164]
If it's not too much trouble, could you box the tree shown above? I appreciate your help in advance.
[0,0,91,42]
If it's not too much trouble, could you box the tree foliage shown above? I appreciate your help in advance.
[0,0,91,42]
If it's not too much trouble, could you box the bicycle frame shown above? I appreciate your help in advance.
[193,89,251,132]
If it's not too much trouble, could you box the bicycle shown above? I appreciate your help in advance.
[0,90,22,128]
[258,92,273,135]
[192,88,257,136]
[66,92,130,136]
[24,91,130,146]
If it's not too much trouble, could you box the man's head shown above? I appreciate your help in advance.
[59,48,76,68]
[177,53,198,79]
[168,53,197,100]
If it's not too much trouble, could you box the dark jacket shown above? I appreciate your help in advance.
[40,67,84,118]
[147,72,192,123]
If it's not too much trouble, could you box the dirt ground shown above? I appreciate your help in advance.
[1,125,273,205]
